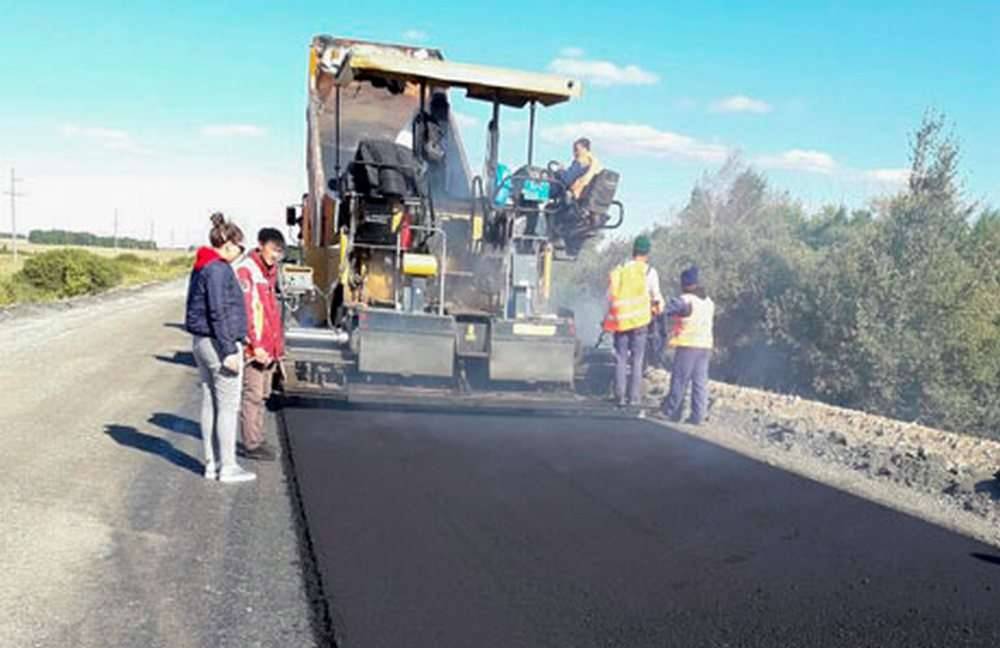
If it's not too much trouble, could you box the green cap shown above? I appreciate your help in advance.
[633,235,651,256]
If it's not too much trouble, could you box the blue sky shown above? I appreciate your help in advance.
[1,1,997,245]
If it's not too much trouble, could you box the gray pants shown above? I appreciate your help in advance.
[192,336,243,469]
[614,327,647,405]
[661,347,711,424]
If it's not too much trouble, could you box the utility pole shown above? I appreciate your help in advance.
[4,168,24,263]
[149,221,155,249]
[113,208,119,250]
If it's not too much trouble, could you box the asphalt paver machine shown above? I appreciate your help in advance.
[280,35,622,405]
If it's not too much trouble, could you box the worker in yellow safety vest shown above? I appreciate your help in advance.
[660,266,715,424]
[603,235,664,407]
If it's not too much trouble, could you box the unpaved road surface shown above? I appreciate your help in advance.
[284,406,1000,648]
[1,282,314,647]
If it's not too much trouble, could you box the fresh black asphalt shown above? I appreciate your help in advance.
[282,405,1000,647]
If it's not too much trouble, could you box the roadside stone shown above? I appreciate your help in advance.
[642,368,1000,534]
[828,431,849,446]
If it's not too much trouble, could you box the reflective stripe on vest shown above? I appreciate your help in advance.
[603,260,652,332]
[669,294,714,349]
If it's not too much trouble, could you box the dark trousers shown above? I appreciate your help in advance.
[614,327,647,404]
[647,315,668,369]
[661,347,711,423]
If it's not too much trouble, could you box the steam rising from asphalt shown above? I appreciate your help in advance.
[554,284,607,347]
[571,294,607,347]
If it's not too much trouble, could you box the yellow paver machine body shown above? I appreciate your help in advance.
[280,35,623,405]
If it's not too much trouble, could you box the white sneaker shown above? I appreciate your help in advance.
[204,460,218,480]
[219,465,257,483]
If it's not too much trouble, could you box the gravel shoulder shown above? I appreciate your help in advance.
[0,280,315,647]
[0,277,181,323]
[643,368,1000,549]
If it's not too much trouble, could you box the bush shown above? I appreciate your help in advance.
[0,275,47,306]
[167,255,194,268]
[19,249,123,298]
[112,253,159,276]
[113,252,152,265]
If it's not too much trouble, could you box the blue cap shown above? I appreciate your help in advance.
[681,266,699,287]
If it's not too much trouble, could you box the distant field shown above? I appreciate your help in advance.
[0,238,192,306]
[0,238,188,279]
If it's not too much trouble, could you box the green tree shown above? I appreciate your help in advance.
[555,114,999,437]
[772,114,1000,434]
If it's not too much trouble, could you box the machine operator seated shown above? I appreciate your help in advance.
[547,136,621,255]
[552,137,602,201]
[394,91,450,197]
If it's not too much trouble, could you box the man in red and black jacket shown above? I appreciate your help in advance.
[234,228,286,461]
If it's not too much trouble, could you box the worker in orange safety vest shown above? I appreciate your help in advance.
[603,235,664,407]
[660,265,715,424]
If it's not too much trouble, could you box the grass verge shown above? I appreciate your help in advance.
[0,247,191,307]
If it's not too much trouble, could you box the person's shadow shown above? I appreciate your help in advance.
[154,351,196,367]
[104,424,202,475]
[148,412,201,439]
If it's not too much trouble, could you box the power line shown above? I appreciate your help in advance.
[3,168,25,263]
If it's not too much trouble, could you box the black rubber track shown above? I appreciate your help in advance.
[282,405,1000,648]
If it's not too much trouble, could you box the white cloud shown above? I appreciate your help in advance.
[548,57,659,87]
[559,46,585,58]
[62,124,130,142]
[61,124,148,154]
[541,121,729,163]
[756,149,838,175]
[864,167,911,184]
[402,29,428,42]
[710,95,773,114]
[200,124,267,138]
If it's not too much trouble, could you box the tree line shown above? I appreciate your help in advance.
[28,229,157,250]
[554,114,1000,438]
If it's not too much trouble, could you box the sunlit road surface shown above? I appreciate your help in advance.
[283,405,1000,648]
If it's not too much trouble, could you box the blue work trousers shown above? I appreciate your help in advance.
[614,327,647,405]
[661,347,711,423]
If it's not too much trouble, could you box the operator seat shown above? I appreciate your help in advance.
[576,169,620,221]
[347,139,424,199]
[555,169,621,255]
